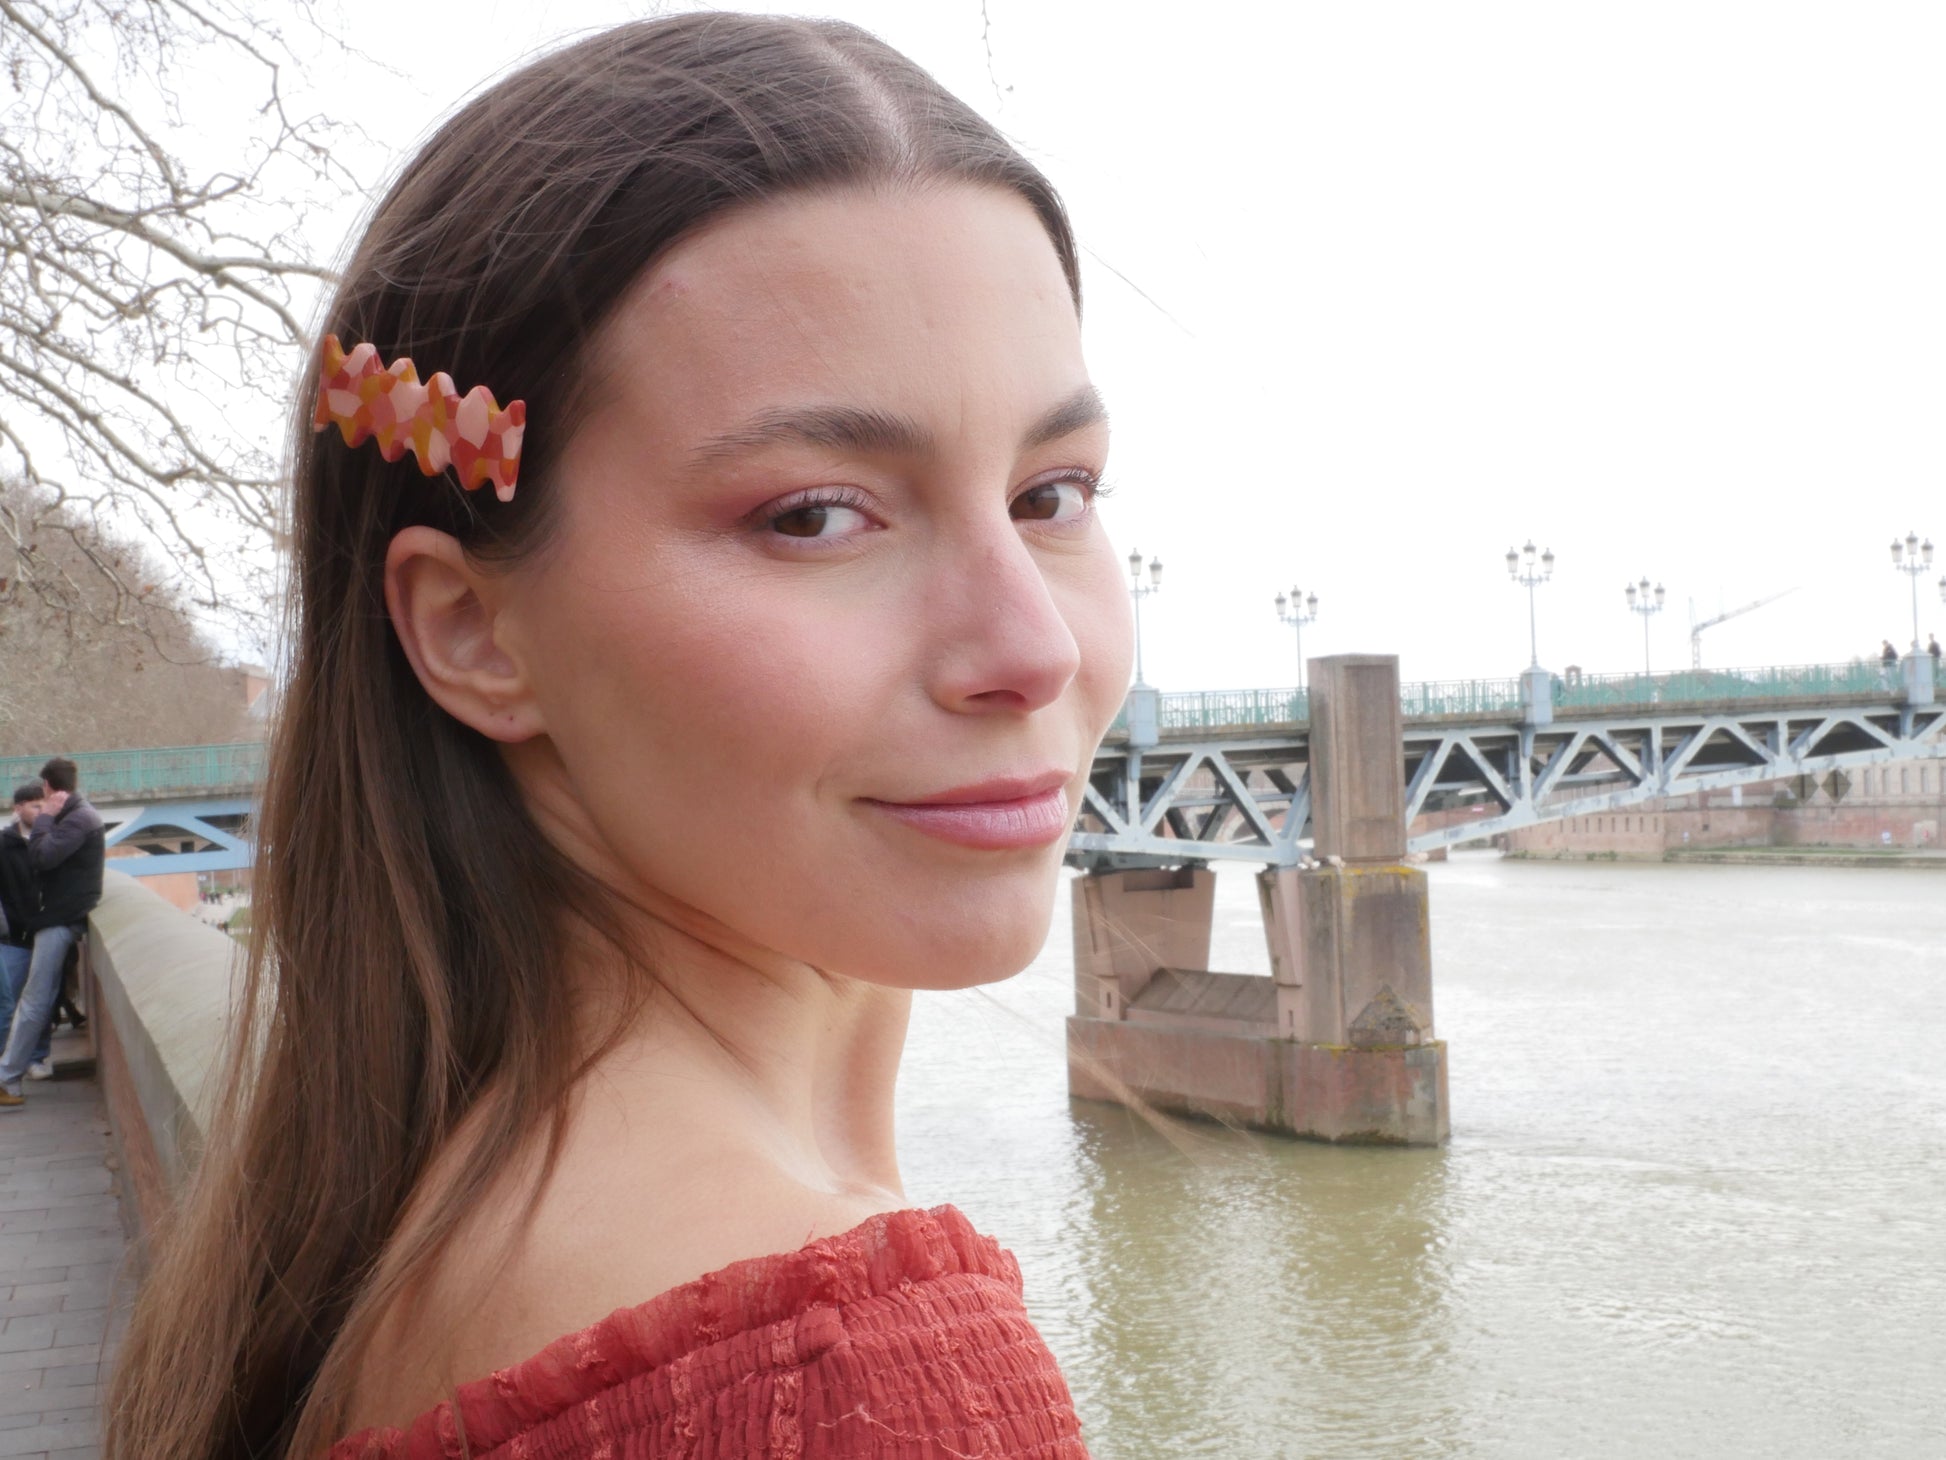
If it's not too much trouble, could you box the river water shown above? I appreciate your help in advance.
[894,854,1946,1459]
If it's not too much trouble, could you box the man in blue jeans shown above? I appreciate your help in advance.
[0,783,51,1077]
[0,758,105,1108]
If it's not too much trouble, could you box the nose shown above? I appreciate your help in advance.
[924,525,1082,716]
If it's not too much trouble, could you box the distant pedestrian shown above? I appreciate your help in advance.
[1930,634,1941,665]
[0,757,105,1107]
[0,784,52,1080]
[1881,638,1900,667]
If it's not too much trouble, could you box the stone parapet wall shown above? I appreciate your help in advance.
[1668,804,1777,850]
[1503,754,1946,857]
[86,870,239,1237]
[1068,1016,1448,1144]
[1777,803,1941,848]
[1507,810,1678,858]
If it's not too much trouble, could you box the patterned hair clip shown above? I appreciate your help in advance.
[312,335,526,501]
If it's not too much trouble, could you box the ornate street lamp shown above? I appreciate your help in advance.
[1273,586,1320,689]
[1624,577,1665,675]
[1891,531,1934,654]
[1506,540,1555,668]
[1128,548,1163,685]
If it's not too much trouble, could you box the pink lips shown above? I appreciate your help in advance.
[865,773,1074,851]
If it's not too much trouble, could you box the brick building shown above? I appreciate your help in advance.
[1501,754,1946,857]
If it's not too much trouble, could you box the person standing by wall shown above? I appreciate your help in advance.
[0,757,105,1107]
[0,784,52,1080]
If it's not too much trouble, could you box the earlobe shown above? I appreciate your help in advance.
[384,527,545,743]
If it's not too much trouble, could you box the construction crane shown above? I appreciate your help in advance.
[1689,589,1797,668]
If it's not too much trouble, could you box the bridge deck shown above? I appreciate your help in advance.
[2,659,1929,877]
[1080,663,1943,869]
[1098,688,1901,749]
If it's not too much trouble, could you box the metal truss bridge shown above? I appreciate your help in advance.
[6,658,1939,878]
[1071,659,1945,870]
[0,743,261,876]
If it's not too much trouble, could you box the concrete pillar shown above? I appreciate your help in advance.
[1521,665,1554,726]
[1070,867,1215,1020]
[1259,863,1433,1047]
[1309,654,1407,859]
[1263,654,1447,1143]
[1259,866,1305,1037]
[1067,655,1447,1145]
[1902,653,1936,707]
[1124,684,1160,748]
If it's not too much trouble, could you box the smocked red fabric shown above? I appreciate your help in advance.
[328,1205,1089,1459]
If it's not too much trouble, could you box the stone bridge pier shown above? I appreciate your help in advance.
[1067,655,1449,1144]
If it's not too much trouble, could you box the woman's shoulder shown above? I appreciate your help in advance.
[331,1204,1087,1460]
[341,1135,907,1429]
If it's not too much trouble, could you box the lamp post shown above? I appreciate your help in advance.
[1624,577,1665,676]
[1891,531,1933,654]
[1273,586,1319,689]
[1127,548,1163,685]
[1506,541,1555,667]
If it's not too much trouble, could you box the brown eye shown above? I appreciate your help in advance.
[772,505,831,538]
[1011,480,1089,522]
[764,499,873,541]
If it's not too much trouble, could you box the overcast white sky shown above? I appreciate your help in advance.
[315,1,1946,690]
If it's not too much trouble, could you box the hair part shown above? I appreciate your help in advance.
[107,15,1079,1460]
[11,782,42,806]
[37,757,76,793]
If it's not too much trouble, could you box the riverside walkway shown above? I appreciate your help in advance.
[0,1028,131,1460]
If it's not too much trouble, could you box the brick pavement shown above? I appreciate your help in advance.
[0,1028,134,1460]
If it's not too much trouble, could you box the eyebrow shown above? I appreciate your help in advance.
[686,384,1108,470]
[1025,384,1110,449]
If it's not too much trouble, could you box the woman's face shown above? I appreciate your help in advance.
[499,184,1132,988]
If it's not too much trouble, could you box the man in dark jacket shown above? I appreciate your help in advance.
[0,784,51,1078]
[0,758,104,1105]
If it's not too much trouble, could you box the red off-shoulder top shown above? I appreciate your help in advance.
[328,1205,1090,1459]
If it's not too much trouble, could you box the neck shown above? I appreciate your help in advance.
[575,902,912,1206]
[337,900,914,1438]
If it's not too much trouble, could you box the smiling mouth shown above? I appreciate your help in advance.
[863,783,1073,851]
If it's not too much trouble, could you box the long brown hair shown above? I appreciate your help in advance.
[106,15,1080,1458]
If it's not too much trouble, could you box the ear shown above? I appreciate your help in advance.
[384,526,545,743]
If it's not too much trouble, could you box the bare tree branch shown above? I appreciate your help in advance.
[1,0,357,653]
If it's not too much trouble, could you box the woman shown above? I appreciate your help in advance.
[107,13,1131,1459]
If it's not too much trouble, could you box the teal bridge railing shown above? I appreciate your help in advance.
[1550,659,1891,711]
[0,742,265,801]
[0,660,1906,798]
[1134,658,1902,732]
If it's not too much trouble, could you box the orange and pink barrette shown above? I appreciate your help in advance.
[312,335,526,501]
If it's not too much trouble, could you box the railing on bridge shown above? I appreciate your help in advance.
[1155,686,1311,730]
[1399,676,1525,717]
[6,662,1910,800]
[0,741,265,801]
[1554,660,1891,712]
[1136,658,1898,733]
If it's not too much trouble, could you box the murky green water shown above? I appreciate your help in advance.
[896,854,1946,1459]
